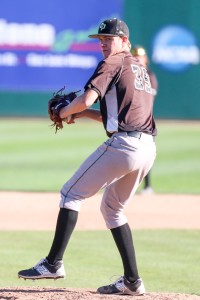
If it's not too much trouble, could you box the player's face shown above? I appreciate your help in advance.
[98,36,123,58]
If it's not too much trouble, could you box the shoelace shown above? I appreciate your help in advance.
[34,258,46,269]
[114,276,126,292]
[109,275,125,292]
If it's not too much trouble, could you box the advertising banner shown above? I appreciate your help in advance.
[0,0,123,91]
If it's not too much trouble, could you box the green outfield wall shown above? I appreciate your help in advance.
[125,0,200,120]
[0,91,50,117]
[0,91,99,117]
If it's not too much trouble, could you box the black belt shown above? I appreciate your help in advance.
[126,131,142,138]
[108,130,143,138]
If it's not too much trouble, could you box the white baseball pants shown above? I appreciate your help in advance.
[60,132,156,229]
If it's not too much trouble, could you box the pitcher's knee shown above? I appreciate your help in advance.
[100,201,127,229]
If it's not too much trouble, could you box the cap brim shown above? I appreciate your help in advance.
[88,33,122,38]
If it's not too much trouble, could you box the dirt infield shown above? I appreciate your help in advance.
[0,191,200,300]
[1,191,200,230]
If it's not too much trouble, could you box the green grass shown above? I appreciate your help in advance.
[0,118,105,191]
[0,118,200,193]
[0,230,199,296]
[153,121,200,193]
[0,119,199,296]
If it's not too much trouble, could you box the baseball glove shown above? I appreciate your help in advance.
[48,86,80,133]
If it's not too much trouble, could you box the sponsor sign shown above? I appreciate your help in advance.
[152,25,200,72]
[0,0,122,91]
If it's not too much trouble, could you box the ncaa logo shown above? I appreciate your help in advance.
[152,25,200,72]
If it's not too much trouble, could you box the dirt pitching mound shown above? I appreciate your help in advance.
[1,287,200,300]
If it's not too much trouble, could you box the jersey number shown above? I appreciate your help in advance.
[131,64,152,94]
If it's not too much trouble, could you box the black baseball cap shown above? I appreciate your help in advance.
[88,18,129,38]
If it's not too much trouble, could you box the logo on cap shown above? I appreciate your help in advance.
[99,22,106,31]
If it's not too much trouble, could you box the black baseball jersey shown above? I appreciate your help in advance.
[84,51,157,136]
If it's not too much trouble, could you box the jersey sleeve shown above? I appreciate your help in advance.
[84,57,122,100]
